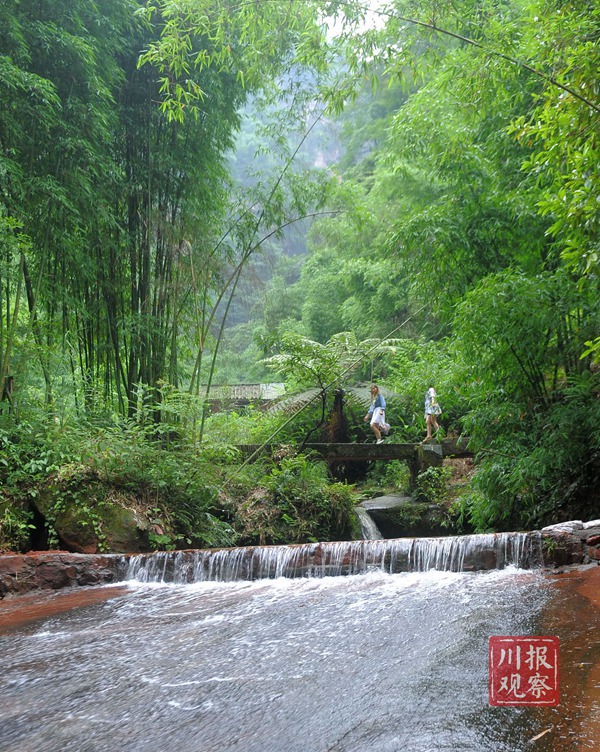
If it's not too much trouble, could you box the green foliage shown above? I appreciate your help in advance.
[287,177,413,344]
[454,269,598,405]
[264,330,398,399]
[0,418,66,498]
[230,453,356,545]
[210,323,272,385]
[138,0,328,121]
[40,468,109,552]
[0,414,239,552]
[415,466,452,505]
[457,373,600,532]
[2,0,319,421]
[71,422,236,548]
[382,72,546,318]
[507,2,600,279]
[265,331,360,390]
[0,503,35,552]
[581,337,600,366]
[202,404,303,448]
[364,461,411,496]
[259,330,402,446]
[447,267,600,530]
[386,337,463,441]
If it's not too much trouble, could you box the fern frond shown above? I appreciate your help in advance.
[267,387,323,414]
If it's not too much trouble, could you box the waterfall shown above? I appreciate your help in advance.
[125,531,544,584]
[356,507,383,540]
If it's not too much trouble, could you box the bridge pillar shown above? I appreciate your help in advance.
[410,444,444,488]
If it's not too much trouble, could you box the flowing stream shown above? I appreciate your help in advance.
[1,537,599,752]
[355,507,383,540]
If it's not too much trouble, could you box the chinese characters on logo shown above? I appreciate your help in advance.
[489,636,560,706]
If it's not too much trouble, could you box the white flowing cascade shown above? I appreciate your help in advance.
[355,507,383,540]
[125,531,544,584]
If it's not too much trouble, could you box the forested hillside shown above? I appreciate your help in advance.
[1,0,599,553]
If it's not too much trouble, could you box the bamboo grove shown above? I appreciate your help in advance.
[0,0,325,418]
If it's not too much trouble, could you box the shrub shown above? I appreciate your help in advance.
[230,453,356,545]
[364,460,411,495]
[415,465,452,505]
[0,502,35,552]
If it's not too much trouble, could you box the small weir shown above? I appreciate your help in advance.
[125,531,544,584]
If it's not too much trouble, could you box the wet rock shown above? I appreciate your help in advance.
[366,498,449,539]
[541,531,585,567]
[360,494,412,510]
[36,561,78,589]
[0,552,123,597]
[541,520,584,534]
[41,502,150,555]
[461,547,498,572]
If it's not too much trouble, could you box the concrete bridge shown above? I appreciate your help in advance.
[238,437,473,486]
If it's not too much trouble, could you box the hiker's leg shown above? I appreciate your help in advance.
[426,413,434,439]
[370,409,382,440]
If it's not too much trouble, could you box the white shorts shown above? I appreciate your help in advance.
[370,407,385,425]
[371,407,390,434]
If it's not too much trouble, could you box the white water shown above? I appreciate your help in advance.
[355,507,383,539]
[1,565,598,751]
[124,531,544,584]
[0,570,542,751]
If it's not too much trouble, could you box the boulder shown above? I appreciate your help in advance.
[0,552,124,597]
[33,476,152,554]
[51,504,151,554]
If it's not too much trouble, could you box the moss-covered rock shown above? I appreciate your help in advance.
[383,502,449,537]
[365,497,455,539]
[33,469,151,554]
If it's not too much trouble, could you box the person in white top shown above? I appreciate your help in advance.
[424,386,442,442]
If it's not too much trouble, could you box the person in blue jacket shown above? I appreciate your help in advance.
[364,384,390,443]
[423,386,442,442]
